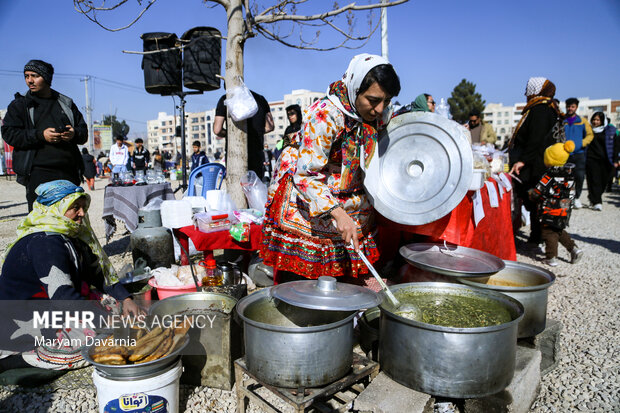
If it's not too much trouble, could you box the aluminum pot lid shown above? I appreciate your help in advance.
[399,243,505,277]
[364,112,474,225]
[271,276,382,311]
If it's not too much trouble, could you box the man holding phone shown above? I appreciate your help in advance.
[1,60,88,210]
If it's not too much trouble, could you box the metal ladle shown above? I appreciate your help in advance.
[352,244,400,308]
[352,243,423,318]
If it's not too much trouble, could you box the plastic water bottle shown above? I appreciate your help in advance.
[201,259,223,286]
[436,98,452,119]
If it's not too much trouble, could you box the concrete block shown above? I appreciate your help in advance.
[354,372,434,413]
[518,318,562,375]
[464,346,541,413]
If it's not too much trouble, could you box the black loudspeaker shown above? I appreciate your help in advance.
[181,27,221,91]
[141,32,182,95]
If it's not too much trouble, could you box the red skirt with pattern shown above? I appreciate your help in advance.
[260,176,380,279]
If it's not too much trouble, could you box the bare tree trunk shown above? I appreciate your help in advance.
[224,0,248,208]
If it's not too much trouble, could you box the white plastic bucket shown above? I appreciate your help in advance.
[92,359,183,413]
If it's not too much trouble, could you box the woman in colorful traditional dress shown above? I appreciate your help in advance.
[261,54,400,284]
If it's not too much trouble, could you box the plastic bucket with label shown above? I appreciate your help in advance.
[92,359,182,413]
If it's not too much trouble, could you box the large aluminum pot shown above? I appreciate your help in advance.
[236,288,356,388]
[379,282,524,398]
[459,260,555,338]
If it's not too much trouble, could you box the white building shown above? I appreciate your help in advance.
[484,97,620,148]
[147,110,224,160]
[266,100,285,148]
[482,103,523,148]
[265,89,325,147]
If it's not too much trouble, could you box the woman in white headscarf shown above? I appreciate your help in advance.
[261,54,400,283]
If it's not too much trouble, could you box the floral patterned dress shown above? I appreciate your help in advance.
[261,95,380,279]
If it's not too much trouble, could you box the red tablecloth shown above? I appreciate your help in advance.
[174,224,263,265]
[377,178,516,261]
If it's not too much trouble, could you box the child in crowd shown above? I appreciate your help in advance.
[191,140,209,171]
[529,140,583,267]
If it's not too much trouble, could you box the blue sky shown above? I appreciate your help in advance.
[1,0,619,136]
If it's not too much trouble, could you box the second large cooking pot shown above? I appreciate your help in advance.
[458,260,555,338]
[236,277,380,388]
[379,282,524,398]
[236,288,356,388]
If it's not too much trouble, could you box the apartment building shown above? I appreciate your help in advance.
[265,89,325,147]
[145,89,326,155]
[484,97,620,148]
[146,109,224,159]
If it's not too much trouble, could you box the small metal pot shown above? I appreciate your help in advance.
[358,307,380,361]
[458,260,555,338]
[379,282,524,399]
[236,288,356,388]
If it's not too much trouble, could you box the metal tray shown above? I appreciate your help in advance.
[81,333,189,379]
[399,243,505,277]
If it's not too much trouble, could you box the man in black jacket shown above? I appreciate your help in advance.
[1,60,88,210]
[131,138,150,172]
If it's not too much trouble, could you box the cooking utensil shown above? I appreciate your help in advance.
[399,242,505,277]
[82,333,189,380]
[271,275,381,311]
[379,282,524,398]
[458,260,555,338]
[236,287,356,388]
[364,111,474,225]
[149,292,240,390]
[353,245,400,308]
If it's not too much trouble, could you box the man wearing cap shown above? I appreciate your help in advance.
[1,60,88,211]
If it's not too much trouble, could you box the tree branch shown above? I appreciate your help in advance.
[254,21,378,51]
[73,0,158,32]
[254,0,407,23]
[73,0,229,32]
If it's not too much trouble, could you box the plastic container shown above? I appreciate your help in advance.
[148,278,201,300]
[194,211,232,233]
[201,259,222,287]
[160,200,193,229]
[469,169,486,191]
[93,359,182,413]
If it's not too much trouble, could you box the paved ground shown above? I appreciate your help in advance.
[0,177,618,412]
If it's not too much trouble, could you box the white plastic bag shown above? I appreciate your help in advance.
[240,171,268,213]
[224,77,258,122]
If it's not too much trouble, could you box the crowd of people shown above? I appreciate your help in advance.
[0,56,619,379]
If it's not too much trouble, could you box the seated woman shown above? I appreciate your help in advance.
[261,54,401,287]
[0,180,140,373]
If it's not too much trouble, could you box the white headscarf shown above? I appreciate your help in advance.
[525,77,547,97]
[327,53,390,123]
[592,115,608,133]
